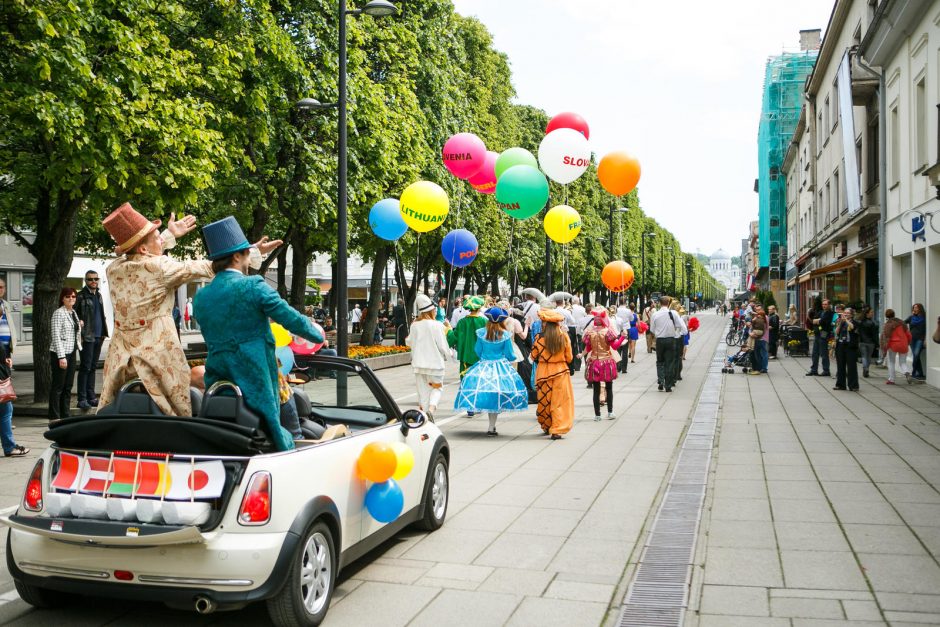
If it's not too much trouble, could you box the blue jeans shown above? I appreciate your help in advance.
[77,337,104,402]
[752,340,768,372]
[910,339,925,378]
[0,401,15,455]
[811,334,830,374]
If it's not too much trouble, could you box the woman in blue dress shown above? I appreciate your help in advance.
[455,307,528,436]
[626,303,640,364]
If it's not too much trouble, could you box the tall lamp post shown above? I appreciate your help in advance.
[297,0,397,357]
[608,206,628,305]
[641,232,655,306]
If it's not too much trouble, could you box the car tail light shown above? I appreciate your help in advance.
[114,570,134,581]
[23,460,43,512]
[238,472,271,526]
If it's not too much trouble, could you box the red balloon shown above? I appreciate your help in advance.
[546,112,590,140]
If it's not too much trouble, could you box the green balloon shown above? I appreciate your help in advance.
[495,165,549,220]
[495,147,539,180]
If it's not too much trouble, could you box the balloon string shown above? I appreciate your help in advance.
[415,233,421,297]
[618,206,624,260]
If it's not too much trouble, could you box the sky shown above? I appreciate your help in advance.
[450,0,835,259]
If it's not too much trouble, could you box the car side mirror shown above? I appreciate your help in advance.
[400,409,427,436]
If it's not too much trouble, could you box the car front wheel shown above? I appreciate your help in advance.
[267,520,336,627]
[416,452,448,531]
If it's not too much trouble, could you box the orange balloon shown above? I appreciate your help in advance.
[597,152,641,196]
[601,260,635,293]
[357,442,398,483]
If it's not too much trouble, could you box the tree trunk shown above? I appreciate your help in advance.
[275,246,288,298]
[288,231,309,312]
[359,246,390,346]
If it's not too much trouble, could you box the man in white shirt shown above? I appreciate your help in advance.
[449,300,468,328]
[649,296,688,392]
[521,292,540,329]
[643,301,657,353]
[571,296,587,336]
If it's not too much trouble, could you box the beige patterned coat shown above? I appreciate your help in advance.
[99,232,213,416]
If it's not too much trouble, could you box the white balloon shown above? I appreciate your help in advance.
[537,128,591,184]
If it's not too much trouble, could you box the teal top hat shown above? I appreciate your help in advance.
[203,216,251,260]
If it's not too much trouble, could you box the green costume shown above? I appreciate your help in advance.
[448,314,487,377]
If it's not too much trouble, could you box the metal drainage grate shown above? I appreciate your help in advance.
[618,340,727,627]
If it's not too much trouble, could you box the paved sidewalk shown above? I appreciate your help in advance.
[687,342,940,626]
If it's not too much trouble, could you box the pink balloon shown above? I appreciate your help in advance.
[442,133,486,180]
[290,322,325,355]
[468,150,498,194]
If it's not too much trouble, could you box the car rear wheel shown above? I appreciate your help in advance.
[267,520,336,627]
[416,452,448,531]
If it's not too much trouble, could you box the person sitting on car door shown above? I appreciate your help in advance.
[194,217,323,451]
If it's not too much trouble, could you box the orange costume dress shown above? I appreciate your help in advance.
[529,310,574,436]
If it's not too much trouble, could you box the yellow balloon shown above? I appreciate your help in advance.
[270,322,291,347]
[400,181,449,233]
[389,442,414,480]
[543,205,581,244]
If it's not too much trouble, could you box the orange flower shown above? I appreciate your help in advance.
[348,345,411,360]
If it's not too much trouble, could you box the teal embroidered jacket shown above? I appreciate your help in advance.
[194,270,323,451]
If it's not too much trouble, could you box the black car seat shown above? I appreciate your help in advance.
[96,380,163,416]
[291,388,326,439]
[199,381,264,430]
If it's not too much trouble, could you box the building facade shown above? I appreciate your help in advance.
[860,0,940,387]
[707,249,741,301]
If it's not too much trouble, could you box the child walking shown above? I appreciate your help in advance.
[582,308,626,421]
[530,309,574,439]
[406,294,451,421]
[455,307,528,436]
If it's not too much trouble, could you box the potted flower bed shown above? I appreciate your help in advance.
[349,345,411,371]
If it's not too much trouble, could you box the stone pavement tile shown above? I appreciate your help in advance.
[893,502,940,527]
[569,507,645,541]
[858,554,940,594]
[842,600,882,621]
[913,526,940,558]
[551,470,610,491]
[805,453,859,467]
[445,503,525,532]
[702,548,783,587]
[715,464,764,481]
[699,584,769,616]
[821,481,884,502]
[863,464,924,484]
[774,522,851,552]
[709,497,772,521]
[780,550,868,590]
[813,465,870,483]
[352,559,433,584]
[543,579,615,603]
[767,480,827,500]
[764,465,818,481]
[763,452,811,466]
[331,578,364,604]
[842,523,927,555]
[770,597,844,619]
[802,441,850,454]
[505,596,607,627]
[547,537,633,578]
[705,520,776,549]
[501,467,563,487]
[478,567,553,596]
[789,620,885,627]
[714,479,768,499]
[698,615,790,626]
[769,588,874,600]
[421,562,494,584]
[474,533,566,570]
[616,458,670,477]
[401,528,498,565]
[875,591,940,612]
[830,499,903,525]
[771,499,837,523]
[410,589,521,627]
[325,581,440,626]
[530,484,601,511]
[717,451,765,465]
[760,441,806,453]
[475,482,545,507]
[506,507,584,537]
[884,611,940,624]
[879,483,940,504]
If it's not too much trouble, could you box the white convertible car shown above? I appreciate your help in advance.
[1,356,449,626]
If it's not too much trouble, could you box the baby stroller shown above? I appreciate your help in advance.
[722,343,753,374]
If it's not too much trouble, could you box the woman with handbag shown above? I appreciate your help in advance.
[881,309,912,385]
[49,287,83,421]
[0,340,28,457]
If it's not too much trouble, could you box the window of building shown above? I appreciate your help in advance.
[915,76,927,169]
[832,80,840,132]
[834,169,841,217]
[866,110,879,189]
[823,96,830,138]
[818,111,824,155]
[817,190,823,230]
[890,103,900,185]
[825,180,831,224]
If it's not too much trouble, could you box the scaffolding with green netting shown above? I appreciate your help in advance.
[757,50,817,275]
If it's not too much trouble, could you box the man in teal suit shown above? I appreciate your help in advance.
[194,217,323,451]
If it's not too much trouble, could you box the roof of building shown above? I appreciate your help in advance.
[710,249,731,260]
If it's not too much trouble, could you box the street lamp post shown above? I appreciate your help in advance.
[641,232,655,305]
[297,0,397,357]
[608,205,628,306]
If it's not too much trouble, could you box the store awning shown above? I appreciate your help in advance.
[810,257,858,277]
[797,272,813,284]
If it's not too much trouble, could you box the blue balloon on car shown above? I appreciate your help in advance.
[369,198,408,241]
[441,228,478,267]
[275,345,294,376]
[365,479,404,523]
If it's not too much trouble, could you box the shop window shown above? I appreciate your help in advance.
[22,273,34,328]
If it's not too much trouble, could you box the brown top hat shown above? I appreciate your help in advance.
[103,202,161,253]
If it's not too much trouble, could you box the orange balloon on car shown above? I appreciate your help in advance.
[601,260,635,293]
[357,442,398,483]
[597,152,641,197]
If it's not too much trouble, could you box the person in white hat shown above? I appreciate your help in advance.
[405,294,451,421]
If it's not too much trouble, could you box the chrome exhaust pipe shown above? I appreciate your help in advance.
[194,596,217,614]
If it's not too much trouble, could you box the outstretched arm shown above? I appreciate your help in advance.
[256,279,323,344]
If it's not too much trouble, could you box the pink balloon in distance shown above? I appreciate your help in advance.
[442,133,487,180]
[290,322,325,355]
[468,151,498,194]
[546,112,590,140]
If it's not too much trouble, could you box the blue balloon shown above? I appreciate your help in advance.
[275,345,294,376]
[441,228,478,268]
[365,479,404,523]
[369,198,408,241]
